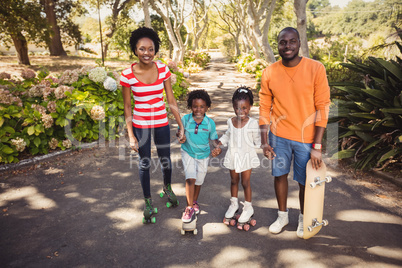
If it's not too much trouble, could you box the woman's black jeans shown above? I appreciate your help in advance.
[133,125,172,198]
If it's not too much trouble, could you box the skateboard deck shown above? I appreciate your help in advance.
[303,159,331,239]
[181,217,197,235]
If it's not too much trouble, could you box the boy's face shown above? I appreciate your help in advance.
[191,98,208,120]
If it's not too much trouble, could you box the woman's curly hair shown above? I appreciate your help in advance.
[187,89,212,109]
[129,27,161,56]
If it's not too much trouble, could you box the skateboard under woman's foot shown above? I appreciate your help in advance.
[143,197,158,224]
[159,183,179,207]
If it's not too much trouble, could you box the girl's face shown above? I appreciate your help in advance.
[233,99,251,120]
[191,98,208,120]
[135,37,155,64]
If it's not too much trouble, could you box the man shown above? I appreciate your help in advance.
[259,27,330,238]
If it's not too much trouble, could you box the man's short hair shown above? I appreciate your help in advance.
[278,27,300,41]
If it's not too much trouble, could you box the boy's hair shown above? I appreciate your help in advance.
[187,89,212,109]
[232,86,254,106]
[130,27,161,56]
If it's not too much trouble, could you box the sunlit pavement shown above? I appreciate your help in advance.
[1,52,401,267]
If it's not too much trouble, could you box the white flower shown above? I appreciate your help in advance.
[41,113,53,128]
[11,137,27,152]
[103,76,117,91]
[90,105,105,121]
[49,138,58,149]
[88,67,107,83]
[62,139,72,149]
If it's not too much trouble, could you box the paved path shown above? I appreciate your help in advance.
[1,53,401,267]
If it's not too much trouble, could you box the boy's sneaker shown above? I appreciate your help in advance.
[182,207,196,223]
[269,210,289,234]
[193,201,200,215]
[297,213,304,238]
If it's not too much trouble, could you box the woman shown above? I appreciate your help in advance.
[120,27,185,223]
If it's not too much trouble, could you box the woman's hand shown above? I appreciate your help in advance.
[129,136,139,152]
[177,128,186,143]
[262,143,276,160]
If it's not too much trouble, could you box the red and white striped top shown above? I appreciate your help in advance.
[120,62,171,129]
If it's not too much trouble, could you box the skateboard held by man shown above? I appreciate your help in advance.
[303,159,332,239]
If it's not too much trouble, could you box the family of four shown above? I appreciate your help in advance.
[119,26,330,238]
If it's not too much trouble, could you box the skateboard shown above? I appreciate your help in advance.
[181,216,197,235]
[303,159,332,239]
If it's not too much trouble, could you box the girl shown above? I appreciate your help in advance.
[214,87,261,229]
[120,27,185,223]
[179,89,219,223]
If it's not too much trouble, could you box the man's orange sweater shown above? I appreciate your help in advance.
[259,57,330,143]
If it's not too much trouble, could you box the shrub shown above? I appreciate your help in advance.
[329,46,402,170]
[0,67,125,164]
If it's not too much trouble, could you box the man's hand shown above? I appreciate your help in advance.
[310,148,322,169]
[262,143,276,159]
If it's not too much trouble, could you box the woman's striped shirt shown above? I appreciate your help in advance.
[120,62,171,129]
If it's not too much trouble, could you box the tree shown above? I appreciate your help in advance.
[0,0,49,65]
[294,0,309,57]
[213,1,242,56]
[88,0,138,58]
[246,0,277,63]
[149,0,194,62]
[41,0,67,56]
[187,0,209,51]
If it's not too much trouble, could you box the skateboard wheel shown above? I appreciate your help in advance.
[244,224,250,231]
[322,219,329,226]
[325,176,332,183]
[308,226,313,232]
[230,219,236,226]
[166,202,172,208]
[153,207,158,214]
[310,182,316,189]
[181,229,185,235]
[193,229,198,235]
[250,219,257,226]
[159,192,164,198]
[151,217,156,224]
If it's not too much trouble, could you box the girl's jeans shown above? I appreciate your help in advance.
[133,125,172,198]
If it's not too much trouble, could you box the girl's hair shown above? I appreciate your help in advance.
[232,86,254,106]
[187,89,212,109]
[129,27,161,56]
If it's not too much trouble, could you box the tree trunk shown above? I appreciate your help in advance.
[247,0,276,63]
[141,0,152,28]
[149,0,188,62]
[43,0,67,56]
[11,32,31,65]
[294,0,309,57]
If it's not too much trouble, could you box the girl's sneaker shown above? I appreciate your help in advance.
[193,201,200,215]
[182,207,196,223]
